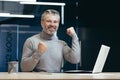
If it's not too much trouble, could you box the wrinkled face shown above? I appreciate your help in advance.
[41,14,60,35]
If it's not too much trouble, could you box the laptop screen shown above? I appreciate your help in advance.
[92,45,110,73]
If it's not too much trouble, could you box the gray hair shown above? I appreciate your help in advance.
[41,9,60,21]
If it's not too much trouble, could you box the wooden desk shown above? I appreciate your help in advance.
[0,72,120,80]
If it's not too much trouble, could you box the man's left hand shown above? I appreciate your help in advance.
[66,27,75,37]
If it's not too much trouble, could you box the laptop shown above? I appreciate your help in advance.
[65,44,110,74]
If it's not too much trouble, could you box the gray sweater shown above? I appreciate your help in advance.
[21,31,80,72]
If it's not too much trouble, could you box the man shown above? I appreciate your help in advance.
[21,9,80,72]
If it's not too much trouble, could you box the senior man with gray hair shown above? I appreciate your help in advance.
[21,9,80,72]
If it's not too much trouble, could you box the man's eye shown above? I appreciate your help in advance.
[46,20,51,22]
[54,21,58,23]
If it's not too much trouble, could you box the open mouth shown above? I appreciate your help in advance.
[48,27,55,32]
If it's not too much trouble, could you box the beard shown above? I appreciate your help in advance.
[45,27,57,35]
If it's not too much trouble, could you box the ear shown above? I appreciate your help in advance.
[41,21,44,28]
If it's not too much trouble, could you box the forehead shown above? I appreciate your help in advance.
[44,14,60,21]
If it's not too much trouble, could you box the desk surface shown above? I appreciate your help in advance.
[0,72,120,80]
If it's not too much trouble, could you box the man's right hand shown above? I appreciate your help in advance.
[38,42,47,53]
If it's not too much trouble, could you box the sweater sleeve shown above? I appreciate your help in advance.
[20,38,42,72]
[63,33,80,64]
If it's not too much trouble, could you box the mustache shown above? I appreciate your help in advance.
[48,26,56,29]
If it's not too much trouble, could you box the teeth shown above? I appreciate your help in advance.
[49,28,54,30]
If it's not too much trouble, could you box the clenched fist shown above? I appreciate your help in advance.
[66,27,75,37]
[38,42,47,53]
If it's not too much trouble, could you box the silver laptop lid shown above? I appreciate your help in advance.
[92,45,110,73]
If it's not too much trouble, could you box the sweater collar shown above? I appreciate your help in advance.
[40,31,58,40]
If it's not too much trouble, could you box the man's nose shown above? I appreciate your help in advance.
[50,22,55,26]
